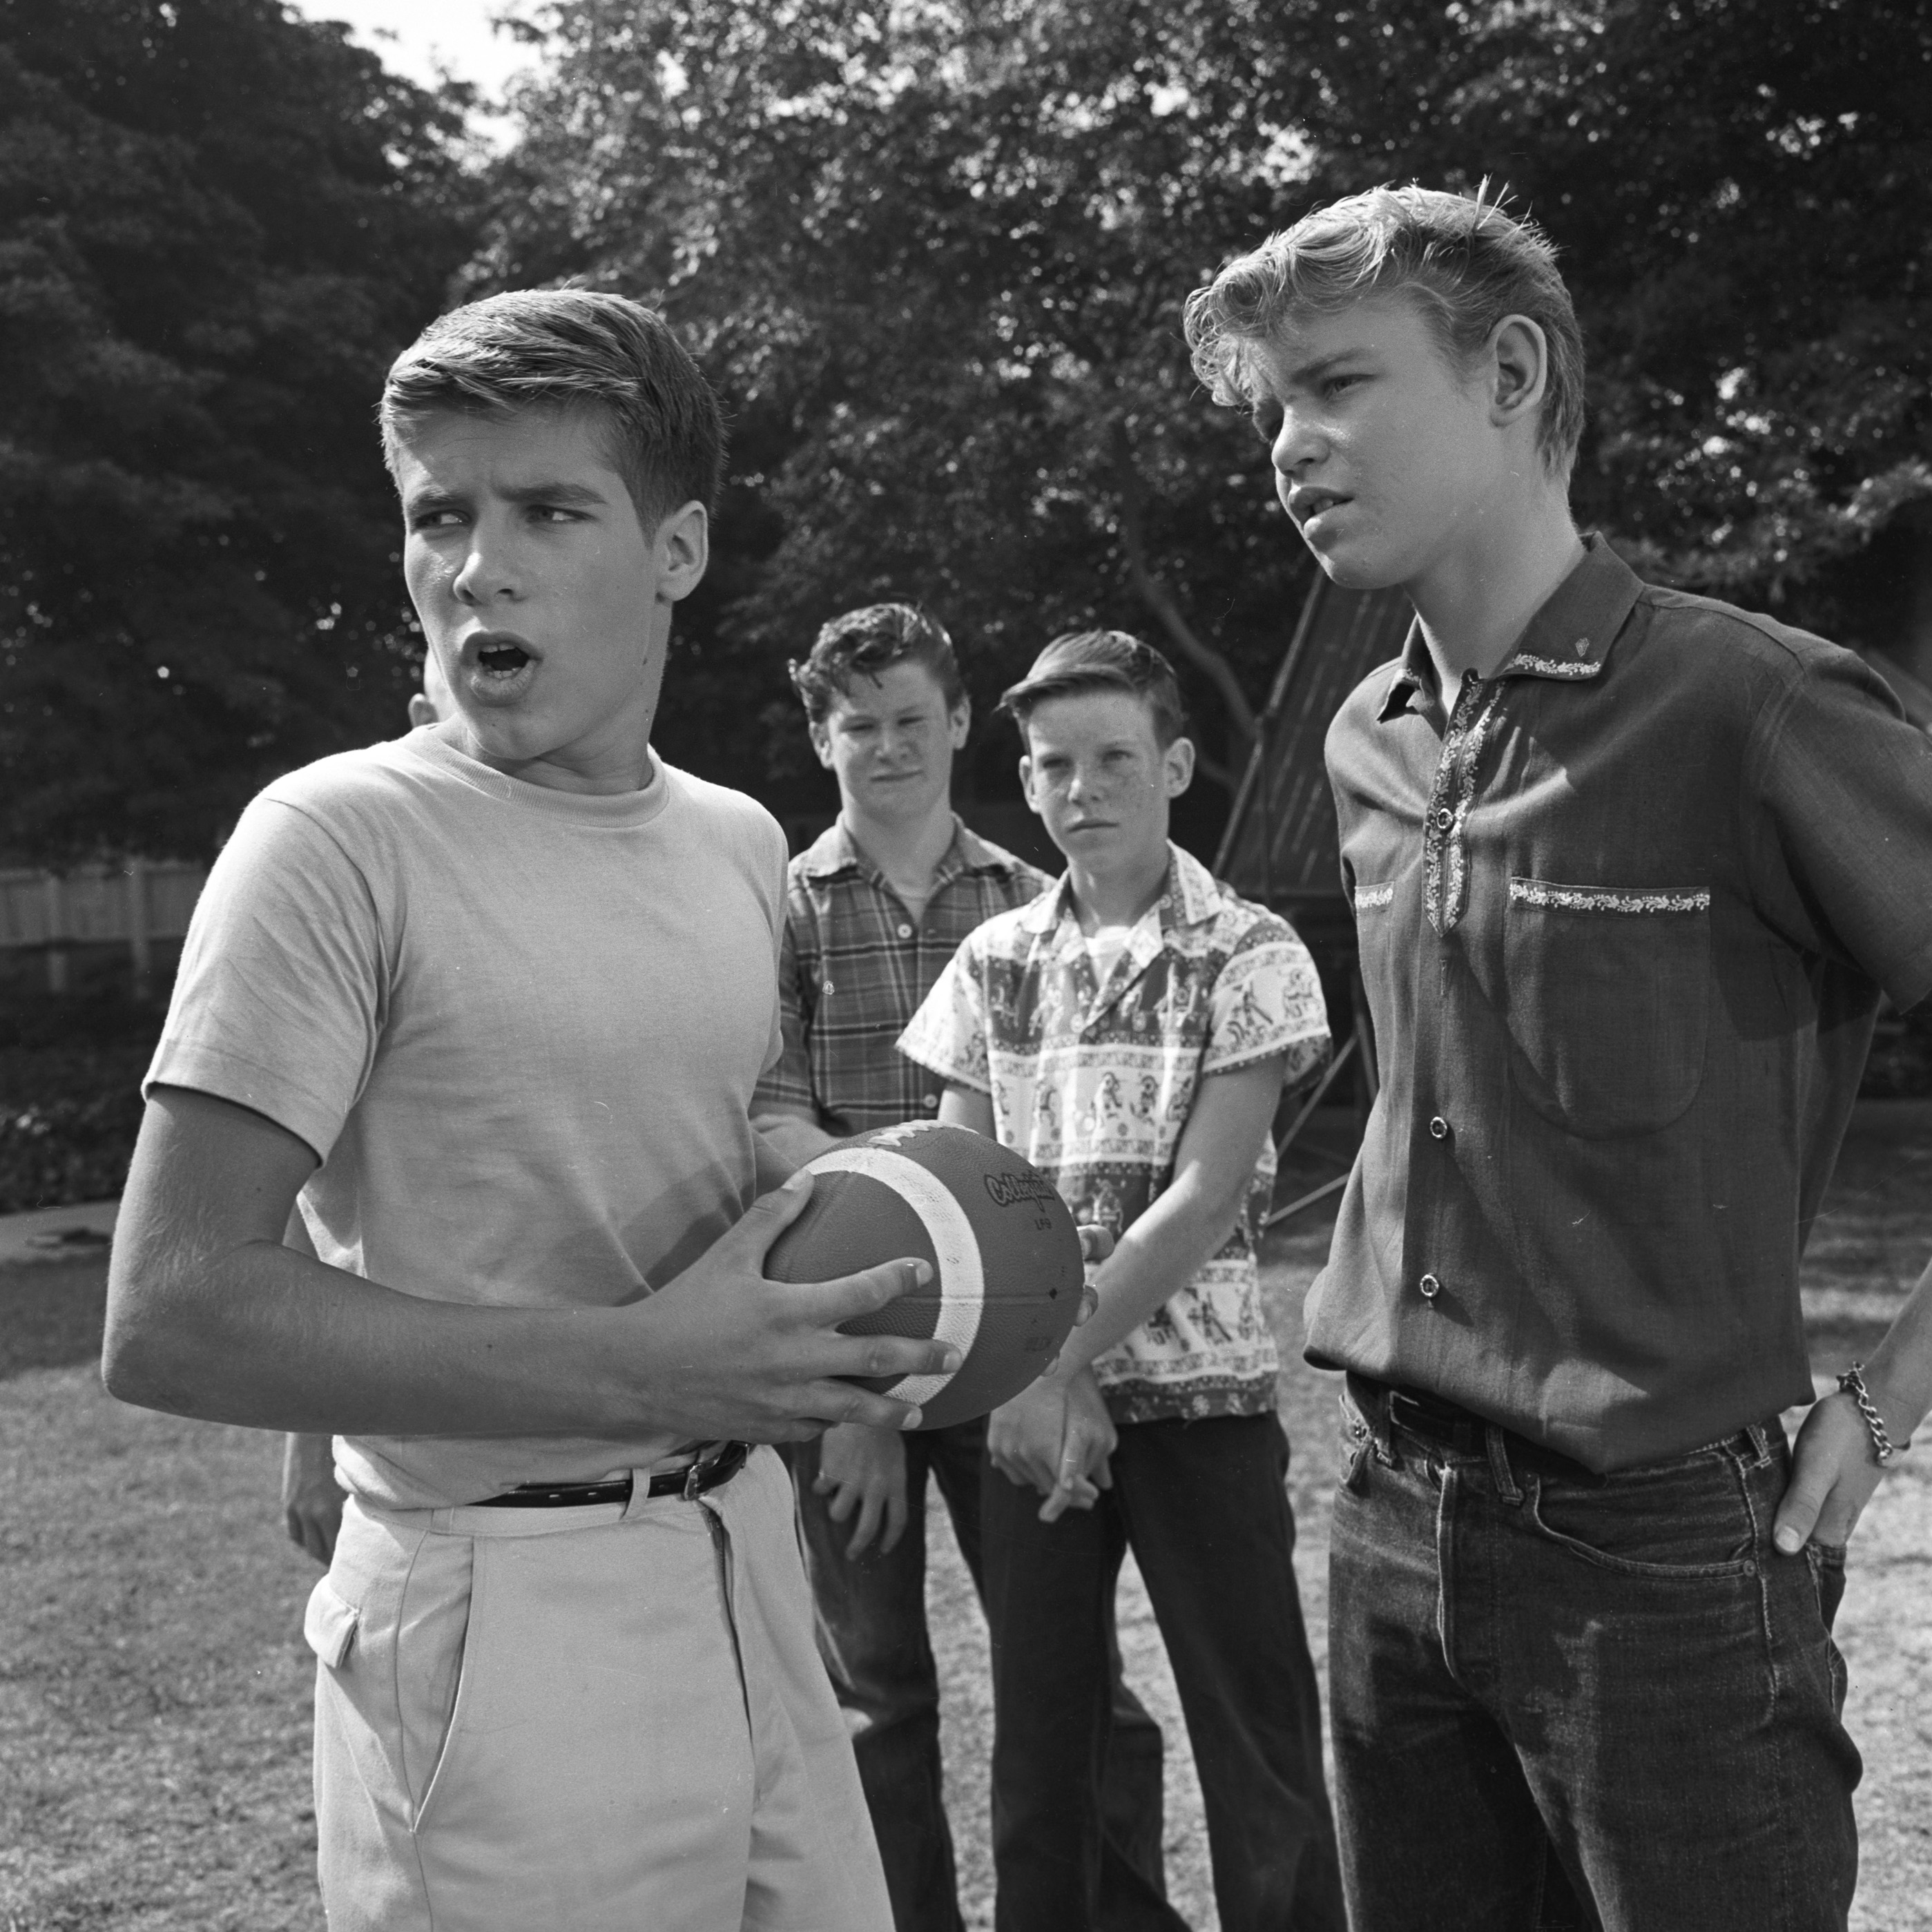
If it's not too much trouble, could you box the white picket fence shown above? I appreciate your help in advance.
[0,862,207,989]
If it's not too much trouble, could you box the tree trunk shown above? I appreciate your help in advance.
[1110,418,1257,793]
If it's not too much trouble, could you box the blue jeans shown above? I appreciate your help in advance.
[1330,1377,1860,1932]
[786,1420,1170,1932]
[981,1413,1346,1932]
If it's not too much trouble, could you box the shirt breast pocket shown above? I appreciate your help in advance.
[1503,878,1711,1139]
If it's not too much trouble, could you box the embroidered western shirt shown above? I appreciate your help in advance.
[753,817,1051,1137]
[898,844,1330,1424]
[1311,534,1932,1471]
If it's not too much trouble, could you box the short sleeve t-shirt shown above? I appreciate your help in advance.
[146,728,787,1508]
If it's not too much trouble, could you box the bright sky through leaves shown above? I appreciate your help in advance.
[282,0,541,122]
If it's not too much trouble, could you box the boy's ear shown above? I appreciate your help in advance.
[407,693,440,729]
[653,499,709,603]
[809,718,835,770]
[947,697,972,750]
[1162,736,1195,798]
[1019,754,1041,814]
[1487,315,1549,435]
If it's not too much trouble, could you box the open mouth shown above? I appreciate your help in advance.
[1291,488,1351,528]
[476,641,531,676]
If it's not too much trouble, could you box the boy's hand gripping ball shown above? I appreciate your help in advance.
[764,1121,1085,1429]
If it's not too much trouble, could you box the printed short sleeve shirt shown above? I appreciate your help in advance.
[1314,534,1932,1471]
[898,844,1330,1423]
[753,817,1052,1134]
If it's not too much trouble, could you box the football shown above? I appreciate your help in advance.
[764,1121,1085,1429]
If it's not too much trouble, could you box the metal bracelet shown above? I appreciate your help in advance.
[1836,1362,1906,1467]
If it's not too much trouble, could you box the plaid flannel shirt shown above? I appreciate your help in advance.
[753,816,1052,1136]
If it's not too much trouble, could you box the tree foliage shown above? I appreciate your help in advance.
[487,0,1931,806]
[0,0,483,862]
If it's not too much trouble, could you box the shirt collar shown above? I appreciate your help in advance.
[1377,534,1645,723]
[797,813,1016,886]
[1019,842,1228,940]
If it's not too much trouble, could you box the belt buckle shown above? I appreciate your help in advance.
[1387,1388,1426,1431]
[682,1456,708,1503]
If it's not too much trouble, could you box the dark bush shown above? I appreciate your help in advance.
[0,1043,152,1213]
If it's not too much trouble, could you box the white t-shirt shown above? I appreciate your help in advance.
[146,728,787,1508]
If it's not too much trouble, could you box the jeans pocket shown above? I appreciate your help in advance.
[1525,1466,1758,1579]
[1805,1539,1848,1633]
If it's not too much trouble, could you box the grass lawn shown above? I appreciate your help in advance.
[4,1115,1931,1929]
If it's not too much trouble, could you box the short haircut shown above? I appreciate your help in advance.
[379,288,726,522]
[1184,183,1586,476]
[999,630,1188,749]
[788,602,967,726]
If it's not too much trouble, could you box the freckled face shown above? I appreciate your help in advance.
[1244,291,1501,595]
[1020,689,1192,873]
[395,406,704,792]
[811,661,969,829]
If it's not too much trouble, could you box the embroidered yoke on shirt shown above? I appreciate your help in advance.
[898,844,1329,1424]
[1313,534,1932,1472]
[753,817,1050,1137]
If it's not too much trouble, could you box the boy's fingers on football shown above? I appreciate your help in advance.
[1076,1225,1114,1263]
[747,1168,816,1248]
[796,1257,933,1319]
[813,1382,925,1433]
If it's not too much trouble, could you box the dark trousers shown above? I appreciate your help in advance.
[786,1418,1171,1932]
[981,1412,1346,1932]
[1330,1379,1862,1931]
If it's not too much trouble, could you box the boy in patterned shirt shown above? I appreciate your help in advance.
[898,630,1346,1932]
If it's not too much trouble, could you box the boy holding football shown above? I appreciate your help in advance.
[104,289,957,1931]
[1186,184,1932,1929]
[899,630,1346,1932]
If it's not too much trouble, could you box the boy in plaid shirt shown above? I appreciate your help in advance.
[753,604,1172,1932]
[900,630,1345,1932]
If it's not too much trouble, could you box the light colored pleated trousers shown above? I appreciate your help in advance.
[305,1445,893,1932]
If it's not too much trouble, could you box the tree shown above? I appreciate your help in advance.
[487,0,1930,817]
[0,0,485,862]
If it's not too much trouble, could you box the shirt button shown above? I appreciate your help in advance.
[896,922,914,938]
[1429,1116,1450,1140]
[1431,806,1453,831]
[1419,1273,1441,1300]
[922,1093,939,1111]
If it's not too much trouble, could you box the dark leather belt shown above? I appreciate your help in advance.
[476,1440,751,1508]
[1348,1373,1602,1483]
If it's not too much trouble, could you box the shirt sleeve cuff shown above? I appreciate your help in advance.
[144,1039,342,1166]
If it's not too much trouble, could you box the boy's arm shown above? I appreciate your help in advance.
[1052,1054,1286,1370]
[979,1055,1289,1520]
[1776,1249,1932,1552]
[282,1431,345,1563]
[105,1085,959,1444]
[750,905,842,1166]
[276,1203,345,1561]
